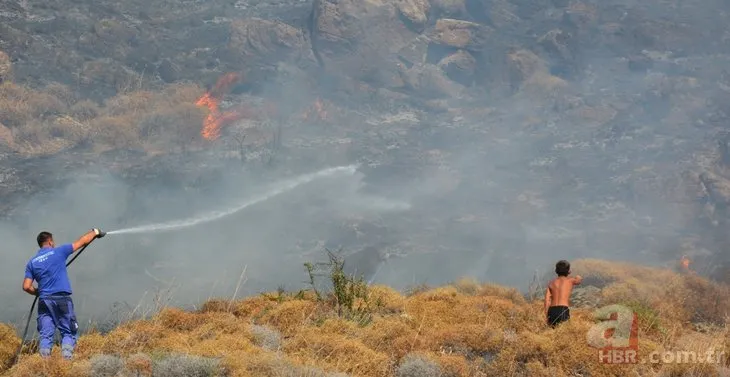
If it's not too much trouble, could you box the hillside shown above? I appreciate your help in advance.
[0,258,728,377]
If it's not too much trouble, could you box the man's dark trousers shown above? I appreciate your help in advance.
[37,293,78,358]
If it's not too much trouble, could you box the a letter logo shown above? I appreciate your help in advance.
[586,304,639,364]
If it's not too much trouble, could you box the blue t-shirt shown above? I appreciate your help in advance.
[24,244,74,297]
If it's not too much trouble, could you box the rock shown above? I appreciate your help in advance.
[429,19,493,52]
[311,0,419,87]
[437,50,476,86]
[399,63,464,98]
[571,286,602,308]
[157,59,179,83]
[397,35,430,66]
[0,51,11,83]
[537,28,578,76]
[699,172,730,207]
[395,0,430,32]
[505,49,546,90]
[228,18,313,67]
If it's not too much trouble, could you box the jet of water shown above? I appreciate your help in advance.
[106,164,358,235]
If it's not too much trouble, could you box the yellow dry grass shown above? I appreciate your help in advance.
[0,80,208,156]
[2,259,730,377]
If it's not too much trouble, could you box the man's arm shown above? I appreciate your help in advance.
[71,228,105,252]
[544,285,552,315]
[22,278,37,296]
[23,262,37,296]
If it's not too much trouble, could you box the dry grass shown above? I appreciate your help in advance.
[0,80,209,156]
[3,259,730,377]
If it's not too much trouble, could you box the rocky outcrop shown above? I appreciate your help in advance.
[310,0,422,89]
[395,0,431,32]
[437,50,476,86]
[228,18,314,68]
[429,19,493,52]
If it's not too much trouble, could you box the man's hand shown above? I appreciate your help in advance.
[93,228,106,239]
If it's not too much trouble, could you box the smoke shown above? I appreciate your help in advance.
[1,0,727,335]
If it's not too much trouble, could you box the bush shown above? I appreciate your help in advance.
[90,354,124,377]
[153,354,223,377]
[249,324,282,351]
[0,323,20,372]
[396,354,443,377]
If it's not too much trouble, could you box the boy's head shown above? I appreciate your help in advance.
[555,260,570,277]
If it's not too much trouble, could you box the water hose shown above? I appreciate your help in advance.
[12,242,92,365]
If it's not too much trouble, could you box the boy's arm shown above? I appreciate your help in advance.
[573,275,583,286]
[544,285,552,315]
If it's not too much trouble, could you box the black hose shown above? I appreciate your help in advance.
[12,243,92,365]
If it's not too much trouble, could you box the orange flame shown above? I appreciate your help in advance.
[195,73,244,140]
[301,97,328,121]
[680,255,692,273]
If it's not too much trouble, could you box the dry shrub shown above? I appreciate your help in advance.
[245,353,350,377]
[103,90,157,117]
[69,100,101,122]
[230,296,275,319]
[0,323,20,372]
[361,318,418,359]
[0,82,35,128]
[249,324,282,351]
[44,83,76,106]
[157,308,212,331]
[285,327,391,377]
[90,116,140,149]
[368,285,405,314]
[153,354,223,377]
[89,354,123,377]
[257,300,319,337]
[125,352,153,376]
[395,353,442,377]
[6,354,76,377]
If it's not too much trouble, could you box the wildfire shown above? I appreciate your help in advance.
[301,97,328,122]
[195,73,245,140]
[679,255,692,273]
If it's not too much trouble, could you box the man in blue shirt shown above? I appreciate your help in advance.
[22,228,106,359]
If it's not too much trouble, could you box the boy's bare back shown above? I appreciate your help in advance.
[547,276,582,307]
[544,260,582,327]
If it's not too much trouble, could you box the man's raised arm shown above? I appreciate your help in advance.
[71,228,105,252]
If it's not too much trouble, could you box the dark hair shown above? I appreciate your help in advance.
[37,231,53,247]
[555,260,570,276]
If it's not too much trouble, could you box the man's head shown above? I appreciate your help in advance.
[555,260,571,277]
[37,231,54,248]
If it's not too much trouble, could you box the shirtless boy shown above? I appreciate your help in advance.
[544,260,582,327]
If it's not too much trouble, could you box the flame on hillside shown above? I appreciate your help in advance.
[195,73,245,140]
[301,97,328,121]
[679,255,692,273]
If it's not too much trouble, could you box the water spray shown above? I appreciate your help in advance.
[106,164,358,235]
